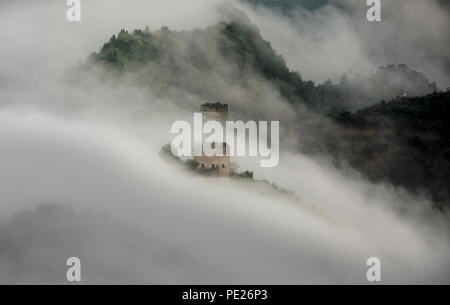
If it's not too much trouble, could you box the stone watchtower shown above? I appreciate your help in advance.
[196,103,230,177]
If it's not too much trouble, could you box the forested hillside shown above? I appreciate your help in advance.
[330,91,450,208]
[85,12,450,208]
[89,15,436,113]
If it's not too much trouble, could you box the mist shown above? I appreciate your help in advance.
[0,0,449,284]
[238,0,450,89]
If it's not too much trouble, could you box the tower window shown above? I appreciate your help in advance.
[222,164,225,168]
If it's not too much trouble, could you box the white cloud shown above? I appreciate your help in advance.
[0,0,449,284]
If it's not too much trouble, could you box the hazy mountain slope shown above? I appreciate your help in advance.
[338,65,437,110]
[330,91,450,208]
[83,11,449,208]
[87,13,437,114]
[88,18,327,112]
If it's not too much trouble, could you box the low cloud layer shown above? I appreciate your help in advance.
[1,109,449,284]
[239,0,450,88]
[0,0,449,284]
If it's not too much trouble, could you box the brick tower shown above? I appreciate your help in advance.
[196,103,230,177]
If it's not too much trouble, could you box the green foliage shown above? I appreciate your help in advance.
[231,170,254,179]
[229,162,254,179]
[338,65,438,110]
[159,145,302,203]
[215,18,359,111]
[160,144,255,179]
[89,18,438,114]
[185,159,200,171]
[329,91,450,209]
[87,19,336,111]
[92,28,164,69]
[89,14,449,208]
[334,91,450,131]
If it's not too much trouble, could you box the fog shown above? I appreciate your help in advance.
[239,0,450,89]
[0,0,449,284]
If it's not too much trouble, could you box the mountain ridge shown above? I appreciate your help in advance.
[87,13,438,114]
[82,11,450,209]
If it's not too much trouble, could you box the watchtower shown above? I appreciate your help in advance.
[196,103,230,177]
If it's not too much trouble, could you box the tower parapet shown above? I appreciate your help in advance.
[200,103,228,113]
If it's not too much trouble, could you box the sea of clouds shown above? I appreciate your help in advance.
[0,0,449,284]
